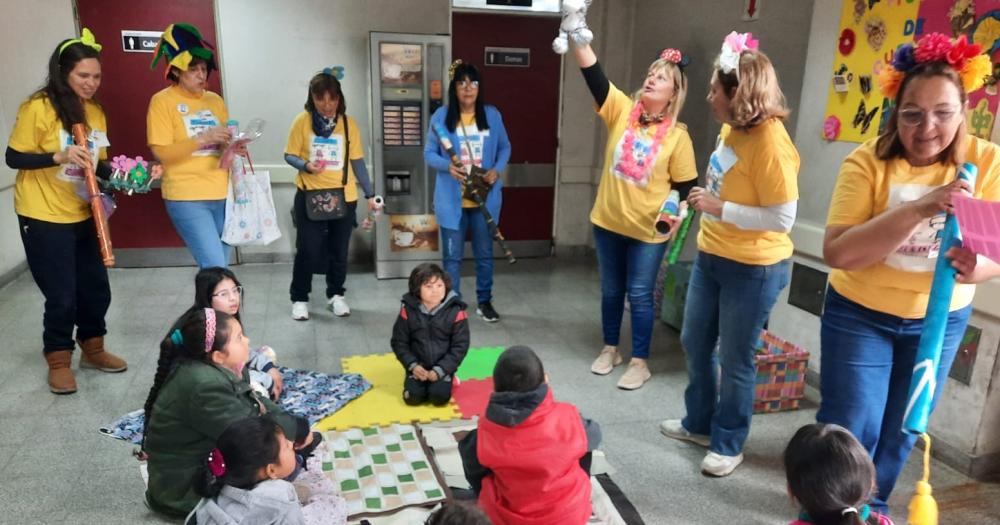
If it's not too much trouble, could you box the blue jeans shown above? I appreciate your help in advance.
[817,286,970,512]
[440,208,494,305]
[164,199,231,269]
[593,225,668,359]
[680,252,791,456]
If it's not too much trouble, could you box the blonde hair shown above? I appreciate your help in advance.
[714,50,789,129]
[875,61,968,165]
[633,58,688,123]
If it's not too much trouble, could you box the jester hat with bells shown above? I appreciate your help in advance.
[150,23,217,79]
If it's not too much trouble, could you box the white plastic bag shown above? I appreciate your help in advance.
[222,158,281,246]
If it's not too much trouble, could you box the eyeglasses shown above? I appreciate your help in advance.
[898,106,960,128]
[457,80,479,89]
[211,286,243,300]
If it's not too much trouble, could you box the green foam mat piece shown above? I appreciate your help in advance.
[455,346,505,380]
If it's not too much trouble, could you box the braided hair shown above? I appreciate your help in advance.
[192,416,283,499]
[140,308,235,452]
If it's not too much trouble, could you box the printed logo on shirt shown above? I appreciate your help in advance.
[57,128,105,189]
[177,103,189,115]
[885,182,944,272]
[184,110,221,156]
[610,126,658,188]
[309,134,345,171]
[458,124,485,169]
[702,139,738,220]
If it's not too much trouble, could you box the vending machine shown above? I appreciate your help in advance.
[369,32,451,279]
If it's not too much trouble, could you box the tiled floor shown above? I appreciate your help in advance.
[0,257,996,524]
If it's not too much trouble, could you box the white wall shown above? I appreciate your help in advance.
[0,0,78,280]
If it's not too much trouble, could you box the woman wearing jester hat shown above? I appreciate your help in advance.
[5,29,161,394]
[424,60,511,323]
[146,23,234,269]
[818,33,1000,512]
[563,20,697,390]
[660,32,799,478]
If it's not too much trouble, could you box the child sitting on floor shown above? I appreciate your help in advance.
[784,423,894,525]
[142,307,318,518]
[391,263,470,406]
[458,345,602,525]
[186,416,305,525]
[193,267,283,400]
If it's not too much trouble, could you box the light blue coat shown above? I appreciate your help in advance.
[424,105,511,230]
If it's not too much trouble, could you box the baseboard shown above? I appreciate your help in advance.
[0,261,28,289]
[554,244,595,258]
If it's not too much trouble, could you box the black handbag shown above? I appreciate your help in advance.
[303,115,351,221]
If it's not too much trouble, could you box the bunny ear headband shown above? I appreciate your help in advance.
[877,32,991,99]
[718,31,759,79]
[658,48,690,70]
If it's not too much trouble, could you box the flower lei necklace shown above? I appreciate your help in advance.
[618,101,672,182]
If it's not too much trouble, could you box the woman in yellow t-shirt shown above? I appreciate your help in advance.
[146,23,232,269]
[284,71,376,321]
[818,33,1000,513]
[5,30,154,394]
[660,32,799,478]
[568,39,698,391]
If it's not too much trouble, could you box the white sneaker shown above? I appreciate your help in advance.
[328,295,350,317]
[291,302,309,321]
[700,451,743,477]
[659,419,710,447]
[590,346,622,375]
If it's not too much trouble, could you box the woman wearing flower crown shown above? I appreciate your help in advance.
[568,35,698,391]
[660,32,799,477]
[818,33,1000,512]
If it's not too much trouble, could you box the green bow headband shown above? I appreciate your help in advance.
[59,28,102,56]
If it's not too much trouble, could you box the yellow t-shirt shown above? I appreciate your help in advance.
[284,111,364,202]
[146,85,229,201]
[10,96,108,223]
[459,112,481,209]
[827,137,1000,318]
[590,82,698,243]
[697,119,800,265]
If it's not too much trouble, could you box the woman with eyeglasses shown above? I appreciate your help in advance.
[191,267,283,399]
[425,61,511,323]
[818,33,1000,512]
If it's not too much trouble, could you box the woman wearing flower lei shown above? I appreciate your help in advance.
[660,32,800,478]
[818,32,1000,513]
[568,30,698,391]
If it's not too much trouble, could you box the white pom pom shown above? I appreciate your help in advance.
[552,34,569,55]
[572,27,593,45]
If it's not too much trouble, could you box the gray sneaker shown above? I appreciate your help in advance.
[659,419,710,447]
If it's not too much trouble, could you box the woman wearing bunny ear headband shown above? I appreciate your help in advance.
[568,33,698,390]
[284,68,375,321]
[424,60,511,323]
[660,32,800,478]
[819,33,1000,513]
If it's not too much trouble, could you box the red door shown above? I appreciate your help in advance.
[452,13,560,253]
[74,0,221,265]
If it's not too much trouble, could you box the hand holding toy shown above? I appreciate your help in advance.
[552,0,594,54]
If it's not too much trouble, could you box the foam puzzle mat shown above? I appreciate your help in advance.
[454,346,505,381]
[452,377,493,419]
[316,353,460,431]
[320,424,448,518]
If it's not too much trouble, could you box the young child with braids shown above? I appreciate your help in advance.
[185,416,305,525]
[784,423,894,525]
[141,307,318,518]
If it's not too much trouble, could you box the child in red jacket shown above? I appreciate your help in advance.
[458,346,601,525]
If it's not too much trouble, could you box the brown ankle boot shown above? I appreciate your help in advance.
[44,350,77,394]
[78,336,128,373]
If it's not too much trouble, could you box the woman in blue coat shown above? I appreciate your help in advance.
[425,61,511,322]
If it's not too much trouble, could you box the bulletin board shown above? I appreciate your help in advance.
[823,0,1000,144]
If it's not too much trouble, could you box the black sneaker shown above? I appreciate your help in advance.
[476,301,500,323]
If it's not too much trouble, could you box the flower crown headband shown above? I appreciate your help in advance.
[878,32,991,99]
[719,31,759,80]
[658,48,690,70]
[448,59,463,80]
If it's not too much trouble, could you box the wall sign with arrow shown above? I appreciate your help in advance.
[743,0,760,21]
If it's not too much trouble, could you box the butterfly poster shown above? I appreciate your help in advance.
[823,0,919,143]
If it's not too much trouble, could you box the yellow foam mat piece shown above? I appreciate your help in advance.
[315,353,460,432]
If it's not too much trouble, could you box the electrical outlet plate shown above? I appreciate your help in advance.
[788,262,828,316]
[949,324,981,386]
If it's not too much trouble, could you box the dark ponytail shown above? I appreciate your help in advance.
[193,416,283,499]
[141,308,235,451]
[33,39,102,133]
[784,423,877,525]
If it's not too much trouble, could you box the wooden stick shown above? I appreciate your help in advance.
[71,123,115,267]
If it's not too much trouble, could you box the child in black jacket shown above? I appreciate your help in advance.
[391,263,470,406]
